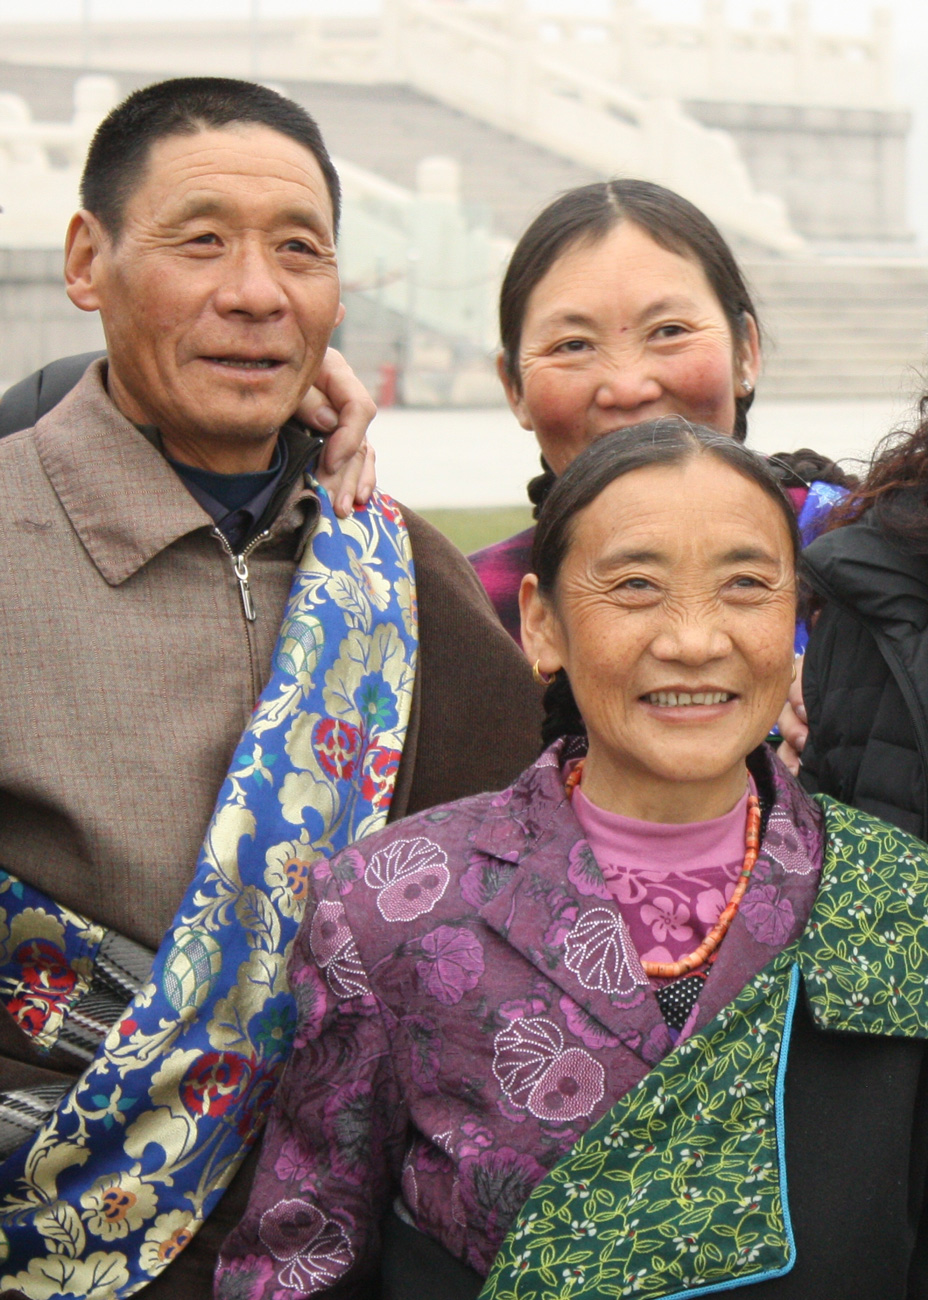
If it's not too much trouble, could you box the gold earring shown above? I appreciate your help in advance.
[532,660,553,686]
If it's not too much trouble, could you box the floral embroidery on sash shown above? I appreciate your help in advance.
[0,488,417,1298]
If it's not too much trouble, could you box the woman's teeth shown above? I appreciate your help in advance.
[645,691,733,707]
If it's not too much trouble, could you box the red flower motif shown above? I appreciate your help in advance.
[378,495,402,523]
[180,1051,251,1117]
[361,747,402,808]
[313,719,362,780]
[16,938,77,994]
[8,991,56,1038]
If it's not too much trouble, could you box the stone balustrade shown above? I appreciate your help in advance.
[0,2,893,109]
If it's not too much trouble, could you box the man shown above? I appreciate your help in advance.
[0,77,538,1297]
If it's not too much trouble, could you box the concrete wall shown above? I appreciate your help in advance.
[690,102,912,248]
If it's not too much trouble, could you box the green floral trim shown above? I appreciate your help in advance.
[480,954,798,1299]
[481,798,928,1300]
[800,797,928,1038]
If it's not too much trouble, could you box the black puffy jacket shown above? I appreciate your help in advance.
[800,512,928,840]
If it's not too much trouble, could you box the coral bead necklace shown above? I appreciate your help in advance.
[564,759,762,979]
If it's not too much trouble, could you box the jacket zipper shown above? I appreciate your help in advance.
[213,528,271,623]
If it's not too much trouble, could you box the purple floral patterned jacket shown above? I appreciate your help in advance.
[216,742,823,1297]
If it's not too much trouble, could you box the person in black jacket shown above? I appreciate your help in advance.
[799,400,928,840]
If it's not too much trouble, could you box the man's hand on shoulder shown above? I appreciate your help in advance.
[297,348,377,518]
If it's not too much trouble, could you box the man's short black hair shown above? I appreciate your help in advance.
[80,76,341,240]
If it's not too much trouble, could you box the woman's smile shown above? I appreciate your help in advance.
[641,689,736,707]
[522,451,796,823]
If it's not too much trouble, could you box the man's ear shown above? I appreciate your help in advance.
[65,210,107,313]
[519,573,563,677]
[335,301,346,328]
[496,351,533,432]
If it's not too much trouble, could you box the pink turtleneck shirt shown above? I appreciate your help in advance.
[570,781,754,970]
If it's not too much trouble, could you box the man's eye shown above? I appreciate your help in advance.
[189,233,219,246]
[282,239,315,254]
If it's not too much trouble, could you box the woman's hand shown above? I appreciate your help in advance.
[777,656,808,776]
[296,348,377,517]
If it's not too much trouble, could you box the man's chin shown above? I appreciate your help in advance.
[174,397,294,445]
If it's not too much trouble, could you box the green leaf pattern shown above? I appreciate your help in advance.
[481,796,928,1300]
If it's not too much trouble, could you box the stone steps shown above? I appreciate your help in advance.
[746,260,928,400]
[284,79,601,241]
[3,62,927,403]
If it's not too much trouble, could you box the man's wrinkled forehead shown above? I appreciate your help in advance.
[109,121,336,241]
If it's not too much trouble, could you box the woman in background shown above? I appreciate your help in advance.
[798,401,928,839]
[469,180,850,651]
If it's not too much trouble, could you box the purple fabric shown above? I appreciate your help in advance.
[468,526,534,647]
[571,780,753,976]
[216,744,824,1296]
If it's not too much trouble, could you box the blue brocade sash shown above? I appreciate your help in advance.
[0,487,418,1298]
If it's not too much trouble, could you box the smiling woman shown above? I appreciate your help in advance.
[520,428,798,824]
[217,419,928,1300]
[470,180,850,649]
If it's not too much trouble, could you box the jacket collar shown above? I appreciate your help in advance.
[800,794,928,1038]
[471,743,824,1055]
[33,359,317,586]
[473,746,669,1051]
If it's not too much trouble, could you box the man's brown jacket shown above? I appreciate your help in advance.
[0,360,541,1294]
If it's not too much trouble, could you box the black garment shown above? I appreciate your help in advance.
[799,514,928,839]
[0,352,104,434]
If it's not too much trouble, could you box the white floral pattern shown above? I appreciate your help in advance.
[563,907,648,999]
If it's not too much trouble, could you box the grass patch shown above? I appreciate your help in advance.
[418,505,534,555]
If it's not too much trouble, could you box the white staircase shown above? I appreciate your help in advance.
[748,260,928,401]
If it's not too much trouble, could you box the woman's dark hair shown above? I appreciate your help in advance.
[767,448,857,491]
[824,396,928,553]
[81,77,341,240]
[501,180,761,516]
[532,417,800,745]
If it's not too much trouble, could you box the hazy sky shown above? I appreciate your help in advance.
[2,0,927,243]
[0,0,897,29]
